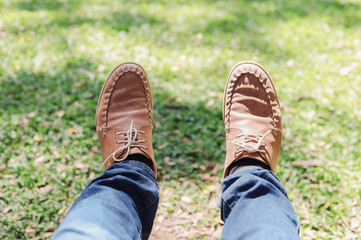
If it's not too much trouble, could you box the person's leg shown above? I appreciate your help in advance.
[220,166,299,240]
[53,62,159,239]
[52,160,158,240]
[221,62,299,239]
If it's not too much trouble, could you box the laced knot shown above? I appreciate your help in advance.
[102,121,146,168]
[227,129,273,155]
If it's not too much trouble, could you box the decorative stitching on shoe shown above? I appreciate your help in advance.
[225,67,280,129]
[104,65,152,126]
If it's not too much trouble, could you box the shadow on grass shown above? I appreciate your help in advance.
[0,70,225,181]
[3,0,360,180]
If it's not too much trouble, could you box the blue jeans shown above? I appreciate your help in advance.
[52,161,299,240]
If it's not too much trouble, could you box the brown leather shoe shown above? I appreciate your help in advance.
[96,62,156,175]
[223,61,282,177]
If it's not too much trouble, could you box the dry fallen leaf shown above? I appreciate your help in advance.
[33,135,43,142]
[44,232,54,238]
[0,164,7,173]
[291,160,322,167]
[158,142,169,150]
[0,207,6,216]
[74,160,89,172]
[39,184,53,194]
[97,64,106,72]
[202,185,217,194]
[55,110,65,118]
[34,155,46,166]
[90,146,99,155]
[27,111,37,118]
[73,82,88,87]
[181,196,192,203]
[351,218,360,229]
[207,91,223,99]
[164,156,176,166]
[205,99,215,108]
[181,136,191,142]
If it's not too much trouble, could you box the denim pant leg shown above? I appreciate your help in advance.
[52,160,159,240]
[220,167,299,240]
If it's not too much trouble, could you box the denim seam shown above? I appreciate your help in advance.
[138,196,159,215]
[221,190,239,211]
[121,160,157,184]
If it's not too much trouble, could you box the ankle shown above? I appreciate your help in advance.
[228,158,270,175]
[125,154,154,171]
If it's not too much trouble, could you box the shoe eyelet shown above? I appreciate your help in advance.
[102,129,107,135]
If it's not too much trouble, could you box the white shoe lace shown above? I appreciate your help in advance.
[226,128,273,155]
[101,121,147,168]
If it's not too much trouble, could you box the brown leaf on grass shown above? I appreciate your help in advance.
[207,91,223,99]
[44,232,54,238]
[191,163,199,169]
[73,82,88,88]
[74,160,89,172]
[90,146,99,155]
[178,157,185,164]
[33,135,43,142]
[0,29,7,37]
[341,217,358,233]
[27,111,37,118]
[322,202,330,209]
[200,174,215,182]
[181,137,191,142]
[286,59,295,67]
[0,164,7,173]
[56,164,66,173]
[351,218,360,229]
[34,155,46,166]
[20,118,29,127]
[291,160,322,167]
[207,163,220,175]
[41,121,61,127]
[55,110,65,118]
[164,218,196,227]
[199,165,206,173]
[166,104,181,110]
[57,206,67,215]
[181,196,192,203]
[38,184,53,194]
[3,206,12,214]
[67,127,83,135]
[164,156,176,166]
[205,99,215,108]
[202,185,217,194]
[24,227,34,233]
[158,142,169,150]
[97,64,105,73]
[0,207,6,216]
[4,175,15,179]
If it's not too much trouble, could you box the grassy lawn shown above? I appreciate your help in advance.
[1,0,361,239]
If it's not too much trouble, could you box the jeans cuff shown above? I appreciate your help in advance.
[110,160,157,183]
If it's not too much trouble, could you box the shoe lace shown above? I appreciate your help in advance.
[101,120,147,168]
[226,128,273,155]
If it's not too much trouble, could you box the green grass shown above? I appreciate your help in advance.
[1,0,361,239]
